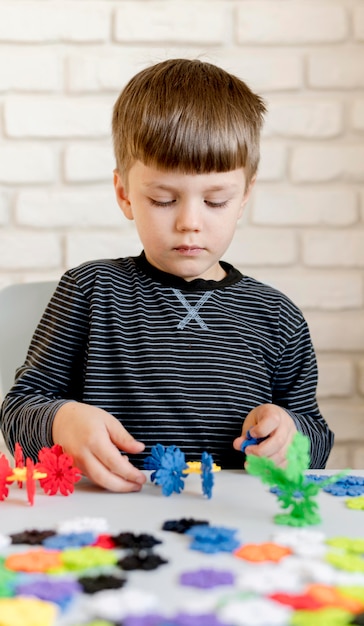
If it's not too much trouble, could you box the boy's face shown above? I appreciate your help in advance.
[114,161,254,282]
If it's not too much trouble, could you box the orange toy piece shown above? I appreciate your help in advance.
[5,548,62,573]
[234,541,292,562]
[307,583,364,613]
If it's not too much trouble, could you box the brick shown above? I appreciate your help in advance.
[319,400,364,441]
[263,101,342,139]
[0,3,110,43]
[258,143,286,181]
[316,357,354,399]
[302,231,364,268]
[351,100,364,131]
[4,97,111,138]
[66,231,142,267]
[236,2,347,44]
[16,189,121,228]
[291,146,364,183]
[0,48,62,92]
[252,187,357,226]
[0,144,56,183]
[250,270,363,310]
[67,51,139,93]
[359,360,364,396]
[306,312,364,351]
[217,50,303,92]
[64,144,114,182]
[0,233,62,269]
[67,48,206,93]
[226,227,296,267]
[308,51,364,89]
[114,2,227,44]
[353,7,364,41]
[0,192,9,225]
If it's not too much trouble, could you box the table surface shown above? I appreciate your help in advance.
[1,469,363,624]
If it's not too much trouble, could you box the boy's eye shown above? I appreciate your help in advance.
[150,198,176,207]
[205,200,228,208]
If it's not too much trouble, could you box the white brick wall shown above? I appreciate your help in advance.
[0,0,363,468]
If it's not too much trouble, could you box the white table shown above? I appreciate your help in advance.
[1,470,363,624]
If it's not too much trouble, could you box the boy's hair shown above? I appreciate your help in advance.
[112,58,266,187]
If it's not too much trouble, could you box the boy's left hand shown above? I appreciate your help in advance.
[233,403,297,467]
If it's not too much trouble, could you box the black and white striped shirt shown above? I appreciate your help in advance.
[0,253,334,469]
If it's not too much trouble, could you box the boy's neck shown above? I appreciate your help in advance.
[134,251,242,292]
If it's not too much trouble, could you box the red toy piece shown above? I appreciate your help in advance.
[26,458,36,506]
[14,442,24,489]
[0,454,12,501]
[36,444,82,496]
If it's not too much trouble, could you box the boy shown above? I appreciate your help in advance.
[0,59,334,492]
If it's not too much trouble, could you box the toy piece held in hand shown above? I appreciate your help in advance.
[240,429,269,453]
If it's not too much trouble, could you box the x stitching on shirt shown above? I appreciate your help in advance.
[172,289,211,330]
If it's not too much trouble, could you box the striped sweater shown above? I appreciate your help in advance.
[0,253,334,469]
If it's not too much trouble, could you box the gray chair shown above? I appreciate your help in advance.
[0,280,58,399]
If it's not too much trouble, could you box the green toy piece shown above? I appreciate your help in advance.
[245,432,346,527]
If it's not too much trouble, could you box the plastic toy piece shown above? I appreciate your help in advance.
[146,445,188,496]
[162,518,210,534]
[0,443,81,506]
[0,596,58,626]
[185,453,221,499]
[0,455,13,501]
[144,444,220,498]
[14,442,24,489]
[186,525,240,554]
[36,444,81,496]
[240,429,269,453]
[346,496,364,510]
[245,432,346,526]
[234,542,292,563]
[179,568,235,589]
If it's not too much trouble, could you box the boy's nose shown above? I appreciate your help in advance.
[175,203,202,232]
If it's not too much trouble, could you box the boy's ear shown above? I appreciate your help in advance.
[239,174,256,217]
[113,170,133,220]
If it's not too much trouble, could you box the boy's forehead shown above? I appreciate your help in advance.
[131,161,247,188]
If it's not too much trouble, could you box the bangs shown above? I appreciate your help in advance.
[112,59,266,182]
[132,104,252,175]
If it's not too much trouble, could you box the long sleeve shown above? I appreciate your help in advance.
[271,310,334,469]
[0,273,90,460]
[0,256,334,469]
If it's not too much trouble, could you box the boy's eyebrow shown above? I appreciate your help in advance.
[142,182,240,192]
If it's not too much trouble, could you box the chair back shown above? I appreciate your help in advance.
[0,281,57,398]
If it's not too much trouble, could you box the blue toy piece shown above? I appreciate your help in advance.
[240,429,269,453]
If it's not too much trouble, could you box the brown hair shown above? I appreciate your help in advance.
[112,58,266,186]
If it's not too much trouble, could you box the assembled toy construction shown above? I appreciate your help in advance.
[244,431,345,526]
[0,443,81,505]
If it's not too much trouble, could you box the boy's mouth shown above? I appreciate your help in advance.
[174,246,203,256]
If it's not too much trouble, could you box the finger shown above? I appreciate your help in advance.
[250,415,278,439]
[94,443,146,485]
[82,450,146,492]
[233,436,244,451]
[245,436,289,467]
[107,417,145,454]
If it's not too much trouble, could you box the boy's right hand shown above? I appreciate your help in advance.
[52,401,146,492]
